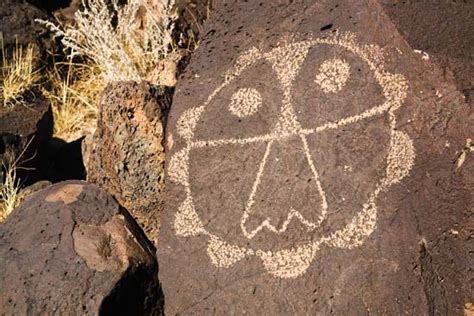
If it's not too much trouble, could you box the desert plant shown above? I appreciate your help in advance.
[0,34,41,108]
[42,57,104,140]
[0,147,24,222]
[38,0,178,85]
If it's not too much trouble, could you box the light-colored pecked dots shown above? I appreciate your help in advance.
[385,131,416,186]
[174,196,204,237]
[229,88,263,117]
[207,236,254,268]
[176,106,205,140]
[314,58,351,93]
[256,242,321,279]
[325,189,379,249]
[167,147,189,186]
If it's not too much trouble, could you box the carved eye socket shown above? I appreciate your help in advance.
[229,88,263,117]
[314,58,351,93]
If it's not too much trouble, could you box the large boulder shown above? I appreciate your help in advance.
[158,0,473,314]
[86,82,170,244]
[0,180,163,314]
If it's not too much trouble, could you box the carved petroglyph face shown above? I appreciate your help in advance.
[168,32,415,278]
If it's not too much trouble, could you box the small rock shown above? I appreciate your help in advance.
[86,82,170,244]
[0,180,163,314]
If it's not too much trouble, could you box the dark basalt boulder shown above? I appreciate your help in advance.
[0,0,51,52]
[158,0,473,314]
[0,180,163,315]
[0,90,54,185]
[86,82,170,244]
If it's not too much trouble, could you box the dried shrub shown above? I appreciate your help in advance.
[38,0,178,85]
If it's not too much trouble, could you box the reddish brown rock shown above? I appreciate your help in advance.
[0,180,163,314]
[86,82,170,244]
[158,0,473,314]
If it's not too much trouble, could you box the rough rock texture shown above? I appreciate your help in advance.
[0,0,50,51]
[0,180,163,315]
[0,90,54,185]
[87,82,170,244]
[158,0,473,314]
[16,180,51,205]
[0,90,52,147]
[381,0,474,104]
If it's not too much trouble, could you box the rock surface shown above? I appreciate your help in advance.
[158,0,473,314]
[381,0,474,104]
[0,180,163,315]
[0,89,54,185]
[87,82,170,244]
[0,0,50,51]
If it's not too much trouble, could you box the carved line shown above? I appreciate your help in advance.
[240,140,274,239]
[190,101,392,150]
[299,134,328,224]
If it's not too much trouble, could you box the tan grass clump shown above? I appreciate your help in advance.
[38,0,178,85]
[0,148,22,222]
[0,34,41,108]
[42,59,105,141]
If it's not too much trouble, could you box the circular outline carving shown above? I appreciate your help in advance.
[168,32,415,278]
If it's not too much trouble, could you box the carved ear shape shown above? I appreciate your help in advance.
[384,130,416,186]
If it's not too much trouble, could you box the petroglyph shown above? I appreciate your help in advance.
[167,32,415,278]
[315,58,351,93]
[207,236,253,268]
[229,88,263,117]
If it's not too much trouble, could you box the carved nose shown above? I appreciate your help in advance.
[240,135,327,239]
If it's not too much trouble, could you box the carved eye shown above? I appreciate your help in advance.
[228,88,263,117]
[314,58,350,93]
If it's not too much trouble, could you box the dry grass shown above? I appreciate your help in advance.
[38,0,178,86]
[42,58,105,141]
[37,0,181,139]
[0,147,24,222]
[0,34,41,109]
